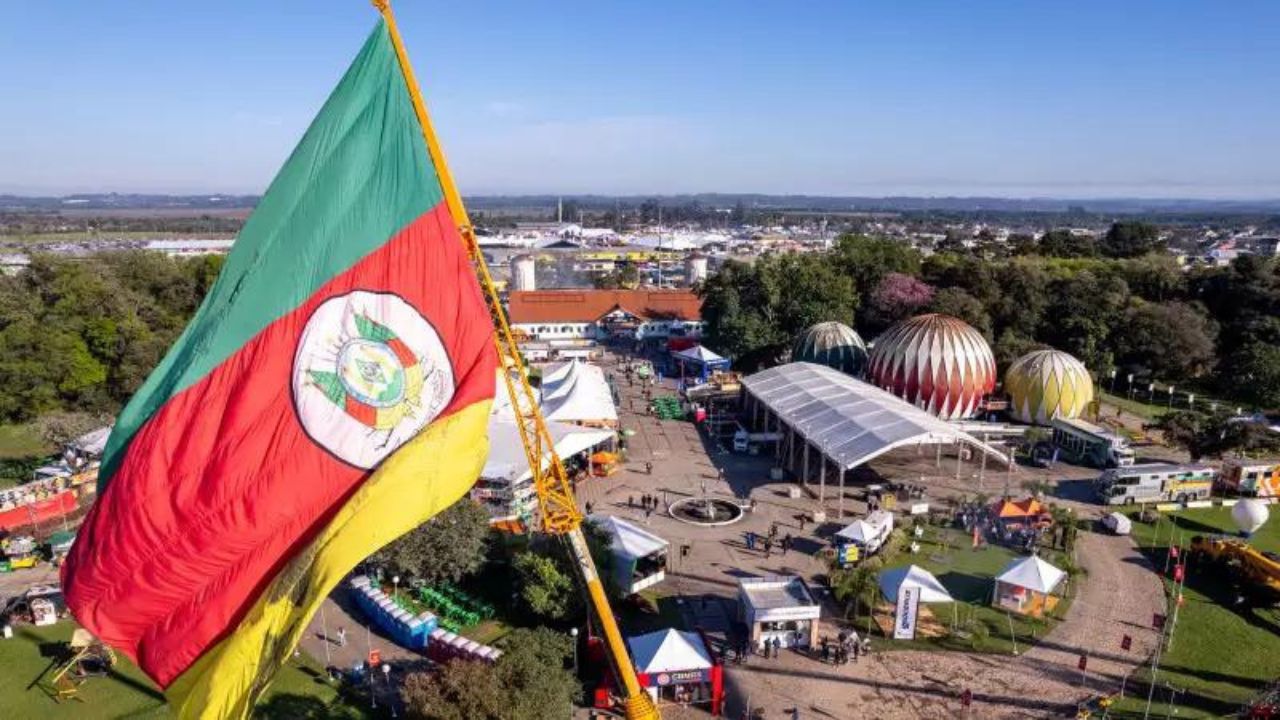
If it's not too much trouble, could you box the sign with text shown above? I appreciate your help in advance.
[894,585,921,640]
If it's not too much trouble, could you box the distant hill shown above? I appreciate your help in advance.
[3,192,1279,215]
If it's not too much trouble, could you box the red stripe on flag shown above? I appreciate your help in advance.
[386,336,417,367]
[62,202,495,686]
[344,394,378,427]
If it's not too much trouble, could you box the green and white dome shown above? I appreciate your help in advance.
[793,321,868,376]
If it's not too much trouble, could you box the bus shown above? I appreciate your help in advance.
[1217,460,1280,499]
[1094,463,1216,505]
[1051,418,1135,469]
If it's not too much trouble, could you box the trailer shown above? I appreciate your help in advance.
[1094,463,1216,505]
[1217,460,1280,499]
[1051,418,1135,469]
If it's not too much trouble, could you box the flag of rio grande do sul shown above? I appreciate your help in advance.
[61,19,495,719]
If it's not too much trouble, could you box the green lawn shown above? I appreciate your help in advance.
[1106,508,1280,719]
[0,423,51,460]
[868,526,1076,656]
[1099,391,1165,422]
[0,621,368,719]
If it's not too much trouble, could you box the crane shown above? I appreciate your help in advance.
[374,4,661,718]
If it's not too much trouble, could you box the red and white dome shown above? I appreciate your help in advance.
[867,314,996,420]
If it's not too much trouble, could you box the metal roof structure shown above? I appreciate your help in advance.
[741,362,1009,471]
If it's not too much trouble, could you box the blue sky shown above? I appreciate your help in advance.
[3,1,1279,198]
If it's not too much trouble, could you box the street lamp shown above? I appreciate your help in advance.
[382,663,395,718]
[392,575,400,602]
[569,627,579,675]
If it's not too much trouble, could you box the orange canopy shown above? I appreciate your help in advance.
[992,497,1045,518]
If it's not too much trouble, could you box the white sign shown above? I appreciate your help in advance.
[909,502,930,516]
[894,586,921,640]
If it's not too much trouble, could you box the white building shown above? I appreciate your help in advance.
[737,576,821,650]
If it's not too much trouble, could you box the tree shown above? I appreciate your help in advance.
[831,234,921,300]
[1114,301,1216,381]
[926,288,992,336]
[831,564,877,619]
[512,551,576,621]
[865,272,934,334]
[35,410,110,449]
[1221,342,1280,408]
[1100,221,1162,258]
[1152,410,1280,461]
[375,499,491,584]
[401,628,578,720]
[1037,229,1097,258]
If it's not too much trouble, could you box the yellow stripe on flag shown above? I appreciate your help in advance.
[166,400,492,719]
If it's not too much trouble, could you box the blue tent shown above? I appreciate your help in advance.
[673,345,731,380]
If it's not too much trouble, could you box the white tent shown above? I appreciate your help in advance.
[627,629,712,674]
[69,425,112,457]
[879,564,953,603]
[995,556,1066,595]
[1102,512,1132,536]
[540,361,618,425]
[593,515,669,594]
[594,515,669,562]
[834,511,894,552]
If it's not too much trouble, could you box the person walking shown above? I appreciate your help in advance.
[771,636,781,658]
[763,537,773,558]
[745,531,755,551]
[852,639,860,664]
[629,495,635,509]
[337,627,347,647]
[782,534,792,556]
[585,501,594,515]
[769,522,779,540]
[645,461,653,475]
[798,514,807,531]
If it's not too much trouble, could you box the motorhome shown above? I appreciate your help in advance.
[1217,460,1280,498]
[1094,463,1216,505]
[1051,418,1135,468]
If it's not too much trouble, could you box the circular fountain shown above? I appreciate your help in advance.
[669,496,745,526]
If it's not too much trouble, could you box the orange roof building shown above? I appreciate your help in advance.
[507,289,703,343]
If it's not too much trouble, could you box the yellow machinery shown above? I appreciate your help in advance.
[1191,535,1280,600]
[374,3,660,718]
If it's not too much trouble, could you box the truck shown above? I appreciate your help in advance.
[1050,418,1135,469]
[1093,463,1216,505]
[1217,460,1280,499]
[732,427,781,454]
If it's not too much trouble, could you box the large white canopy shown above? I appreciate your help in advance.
[627,629,712,673]
[593,514,669,561]
[483,418,613,483]
[540,360,618,423]
[879,564,954,603]
[741,362,1009,471]
[70,425,112,456]
[674,345,727,365]
[996,555,1066,595]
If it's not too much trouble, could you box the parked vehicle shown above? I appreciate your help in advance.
[1094,463,1215,505]
[1051,418,1135,469]
[1216,460,1280,499]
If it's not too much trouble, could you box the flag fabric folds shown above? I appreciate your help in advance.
[61,19,495,718]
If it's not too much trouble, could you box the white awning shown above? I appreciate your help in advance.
[741,362,1008,471]
[879,564,954,603]
[482,418,613,483]
[70,425,113,456]
[627,629,712,673]
[835,511,893,544]
[592,514,669,562]
[995,555,1066,595]
[674,345,727,364]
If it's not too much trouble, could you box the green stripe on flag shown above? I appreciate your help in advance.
[100,20,444,488]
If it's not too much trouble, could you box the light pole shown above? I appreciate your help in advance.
[392,575,400,602]
[1167,386,1175,409]
[382,663,395,718]
[569,626,579,675]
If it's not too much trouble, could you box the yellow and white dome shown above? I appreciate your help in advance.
[1004,349,1094,425]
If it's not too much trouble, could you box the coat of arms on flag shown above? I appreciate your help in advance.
[293,290,454,469]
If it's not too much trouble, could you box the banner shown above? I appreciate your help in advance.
[894,585,921,640]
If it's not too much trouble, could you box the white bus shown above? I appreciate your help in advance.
[1051,418,1135,469]
[1094,463,1216,505]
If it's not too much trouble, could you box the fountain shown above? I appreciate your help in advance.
[669,496,745,526]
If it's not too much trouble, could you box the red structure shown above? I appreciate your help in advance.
[0,489,77,531]
[866,313,996,420]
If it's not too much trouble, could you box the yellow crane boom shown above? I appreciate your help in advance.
[374,3,659,717]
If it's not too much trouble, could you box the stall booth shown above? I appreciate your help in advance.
[737,576,821,650]
[992,555,1066,618]
[672,345,731,382]
[990,497,1053,531]
[594,515,669,595]
[833,510,894,566]
[625,629,724,715]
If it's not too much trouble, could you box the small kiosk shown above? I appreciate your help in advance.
[672,345,731,382]
[990,497,1053,531]
[992,555,1066,617]
[627,629,724,715]
[833,510,894,566]
[737,576,821,650]
[595,515,670,595]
